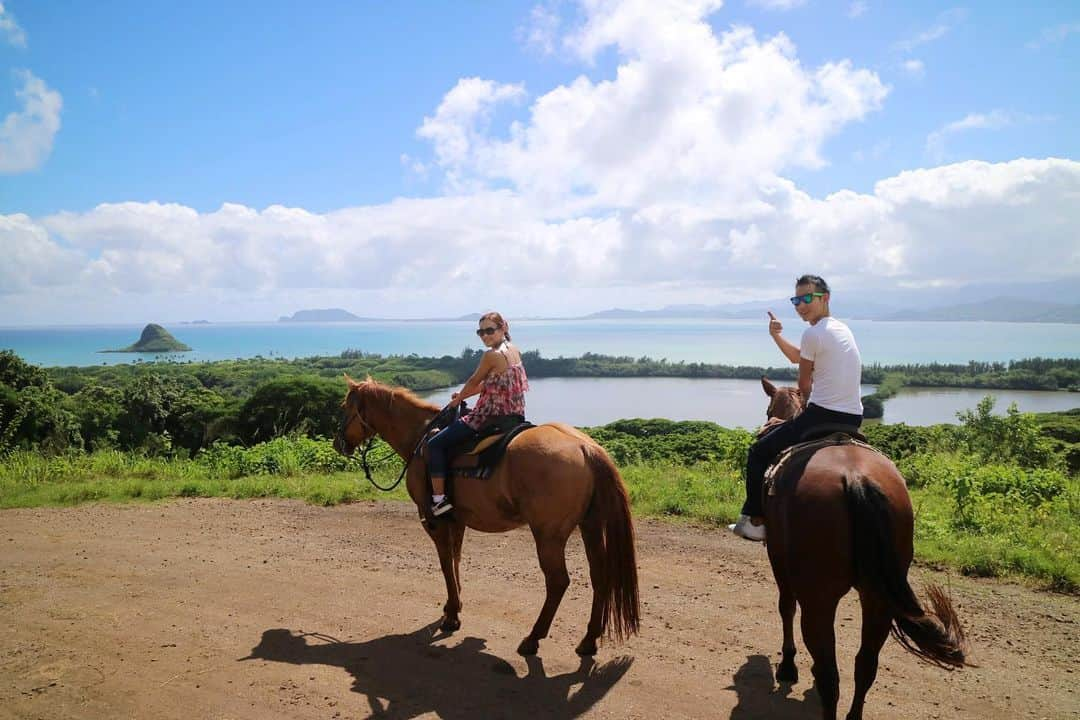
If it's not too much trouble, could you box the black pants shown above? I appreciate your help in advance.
[741,403,863,517]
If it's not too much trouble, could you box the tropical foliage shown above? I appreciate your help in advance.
[4,349,1077,457]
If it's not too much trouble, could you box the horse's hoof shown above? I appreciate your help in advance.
[575,638,598,656]
[776,661,798,684]
[517,637,539,656]
[439,616,461,633]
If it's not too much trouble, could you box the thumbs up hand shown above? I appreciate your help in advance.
[767,310,783,337]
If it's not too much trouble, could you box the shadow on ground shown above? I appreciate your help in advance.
[242,623,633,719]
[728,654,821,719]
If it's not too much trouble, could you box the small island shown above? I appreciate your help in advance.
[101,324,192,353]
[278,308,374,322]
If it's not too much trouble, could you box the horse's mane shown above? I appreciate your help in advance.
[362,379,440,414]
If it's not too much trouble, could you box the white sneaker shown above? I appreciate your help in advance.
[729,515,766,541]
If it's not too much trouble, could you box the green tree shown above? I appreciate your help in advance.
[956,396,1060,470]
[238,376,343,443]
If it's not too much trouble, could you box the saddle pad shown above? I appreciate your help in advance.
[764,433,885,499]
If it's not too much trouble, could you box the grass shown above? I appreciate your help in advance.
[1,442,1077,593]
[0,447,412,509]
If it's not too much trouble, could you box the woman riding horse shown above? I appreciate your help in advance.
[427,311,528,517]
[334,356,639,657]
[731,274,864,541]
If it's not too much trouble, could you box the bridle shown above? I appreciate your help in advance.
[344,391,464,492]
[768,387,805,422]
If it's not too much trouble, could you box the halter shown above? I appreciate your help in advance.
[768,387,805,421]
[353,397,466,492]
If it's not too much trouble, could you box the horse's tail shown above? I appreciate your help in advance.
[844,473,968,669]
[581,442,640,643]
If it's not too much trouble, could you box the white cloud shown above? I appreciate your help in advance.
[925,109,1025,162]
[1027,22,1080,50]
[847,1,867,19]
[416,77,526,191]
[0,70,63,174]
[901,59,924,78]
[6,158,1077,314]
[747,0,807,10]
[0,1,26,48]
[519,1,564,55]
[0,214,82,293]
[1,2,1076,322]
[893,8,967,53]
[421,2,887,215]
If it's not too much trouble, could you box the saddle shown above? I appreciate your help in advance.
[424,406,534,481]
[450,415,534,479]
[762,427,880,508]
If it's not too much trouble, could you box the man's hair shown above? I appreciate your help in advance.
[796,274,830,294]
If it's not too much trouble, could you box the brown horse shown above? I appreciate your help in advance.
[759,378,967,720]
[333,375,639,657]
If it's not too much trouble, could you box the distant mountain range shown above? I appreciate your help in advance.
[884,298,1080,323]
[279,308,378,322]
[277,278,1080,324]
[583,298,1080,323]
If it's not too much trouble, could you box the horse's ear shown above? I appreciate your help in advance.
[761,376,777,397]
[343,372,357,387]
[364,374,374,384]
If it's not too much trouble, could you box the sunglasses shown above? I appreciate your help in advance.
[790,292,825,306]
[476,326,500,337]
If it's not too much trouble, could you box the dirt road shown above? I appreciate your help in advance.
[2,499,1077,719]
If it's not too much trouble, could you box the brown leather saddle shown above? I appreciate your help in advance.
[425,414,535,480]
[762,426,881,508]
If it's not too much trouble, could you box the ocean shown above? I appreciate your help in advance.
[2,318,1078,368]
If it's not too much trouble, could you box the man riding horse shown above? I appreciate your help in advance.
[731,274,864,541]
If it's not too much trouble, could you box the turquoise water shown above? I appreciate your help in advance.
[2,318,1078,368]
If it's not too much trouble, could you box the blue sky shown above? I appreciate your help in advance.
[1,1,1078,323]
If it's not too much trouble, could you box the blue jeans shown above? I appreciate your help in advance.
[427,419,478,479]
[741,403,863,517]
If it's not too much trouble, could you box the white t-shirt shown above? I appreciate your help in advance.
[799,317,863,415]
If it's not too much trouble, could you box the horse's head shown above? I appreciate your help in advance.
[334,373,379,456]
[761,376,804,421]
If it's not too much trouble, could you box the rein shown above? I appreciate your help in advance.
[356,401,466,492]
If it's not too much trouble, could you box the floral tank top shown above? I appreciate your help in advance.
[462,345,529,430]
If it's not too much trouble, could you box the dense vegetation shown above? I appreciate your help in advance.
[3,350,1077,455]
[1,404,1076,592]
[2,349,1078,592]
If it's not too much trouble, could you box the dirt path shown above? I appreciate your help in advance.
[1,499,1077,719]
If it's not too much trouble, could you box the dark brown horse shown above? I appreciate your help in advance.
[759,378,967,720]
[334,375,639,657]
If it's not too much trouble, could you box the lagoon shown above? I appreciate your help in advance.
[420,378,1079,429]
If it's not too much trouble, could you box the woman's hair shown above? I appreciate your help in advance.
[796,274,830,294]
[479,311,511,341]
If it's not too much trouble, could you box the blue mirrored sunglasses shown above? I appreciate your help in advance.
[790,292,825,306]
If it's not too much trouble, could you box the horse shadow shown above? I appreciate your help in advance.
[240,624,633,719]
[728,654,821,719]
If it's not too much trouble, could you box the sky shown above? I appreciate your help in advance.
[1,0,1078,325]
